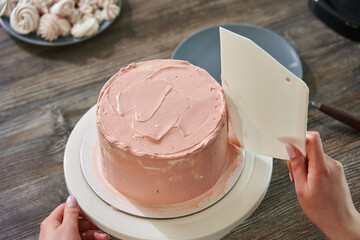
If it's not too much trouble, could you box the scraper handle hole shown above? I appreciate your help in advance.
[286,77,291,83]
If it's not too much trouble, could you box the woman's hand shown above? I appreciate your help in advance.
[39,196,110,240]
[287,131,360,239]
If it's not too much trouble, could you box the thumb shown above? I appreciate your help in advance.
[63,195,80,231]
[286,144,308,195]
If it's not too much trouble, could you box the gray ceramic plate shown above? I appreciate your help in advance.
[0,0,122,46]
[171,23,303,84]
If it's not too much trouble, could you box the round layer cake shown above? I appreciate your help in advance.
[96,59,228,205]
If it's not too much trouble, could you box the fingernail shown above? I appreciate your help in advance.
[94,232,110,240]
[286,144,297,159]
[289,172,293,182]
[66,195,77,208]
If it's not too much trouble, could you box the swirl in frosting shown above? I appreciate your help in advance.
[0,0,18,17]
[101,1,118,20]
[93,8,103,24]
[96,0,116,8]
[37,13,61,40]
[71,16,98,38]
[30,0,54,14]
[67,7,79,24]
[10,3,39,34]
[77,0,96,9]
[58,17,70,35]
[78,3,92,14]
[49,0,74,17]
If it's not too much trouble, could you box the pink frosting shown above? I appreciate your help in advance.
[96,59,228,204]
[97,59,226,158]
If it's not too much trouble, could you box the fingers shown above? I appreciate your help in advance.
[41,195,109,240]
[81,231,110,240]
[286,144,308,195]
[63,196,80,232]
[306,131,328,172]
[42,203,66,229]
[287,160,294,182]
[79,219,100,232]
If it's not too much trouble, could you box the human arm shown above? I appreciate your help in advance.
[286,131,360,239]
[39,196,110,240]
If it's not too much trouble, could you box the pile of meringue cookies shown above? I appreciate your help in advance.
[0,0,120,40]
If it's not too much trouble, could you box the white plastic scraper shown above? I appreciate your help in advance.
[220,27,309,160]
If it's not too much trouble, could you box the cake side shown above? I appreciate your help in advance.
[96,59,228,204]
[97,119,228,204]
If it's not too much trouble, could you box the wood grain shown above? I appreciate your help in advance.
[1,0,359,239]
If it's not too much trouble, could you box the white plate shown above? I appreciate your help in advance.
[64,105,273,240]
[0,0,122,46]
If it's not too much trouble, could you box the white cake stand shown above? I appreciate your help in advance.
[64,105,273,240]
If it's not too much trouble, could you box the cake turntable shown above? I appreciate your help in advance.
[64,105,272,239]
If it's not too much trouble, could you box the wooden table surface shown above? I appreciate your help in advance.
[1,0,359,239]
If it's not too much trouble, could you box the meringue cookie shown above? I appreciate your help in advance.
[96,0,115,8]
[31,0,53,13]
[71,16,98,38]
[78,0,96,9]
[93,8,103,24]
[50,0,74,17]
[58,18,70,36]
[18,0,32,4]
[0,0,18,17]
[79,3,92,14]
[101,2,118,20]
[37,13,61,40]
[67,7,79,24]
[10,3,39,34]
